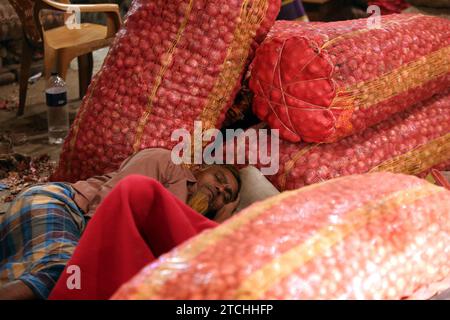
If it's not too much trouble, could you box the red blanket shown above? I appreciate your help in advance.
[49,175,217,300]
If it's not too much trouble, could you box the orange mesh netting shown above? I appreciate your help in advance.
[52,0,281,182]
[112,172,450,300]
[249,14,450,143]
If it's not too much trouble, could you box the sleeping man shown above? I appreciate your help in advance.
[0,148,241,300]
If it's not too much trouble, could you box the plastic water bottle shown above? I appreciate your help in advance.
[46,72,69,144]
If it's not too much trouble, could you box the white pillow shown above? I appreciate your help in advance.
[236,166,280,212]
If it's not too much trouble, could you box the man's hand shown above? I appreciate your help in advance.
[214,195,240,223]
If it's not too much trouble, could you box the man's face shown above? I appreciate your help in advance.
[192,166,239,214]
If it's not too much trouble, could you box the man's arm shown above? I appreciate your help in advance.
[0,280,36,300]
[85,149,184,216]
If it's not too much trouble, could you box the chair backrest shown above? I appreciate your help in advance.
[7,0,69,47]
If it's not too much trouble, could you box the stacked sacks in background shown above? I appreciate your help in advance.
[249,14,450,143]
[113,173,450,300]
[226,91,450,191]
[222,0,309,130]
[52,0,281,182]
[270,91,450,191]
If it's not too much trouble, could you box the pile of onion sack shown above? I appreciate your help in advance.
[230,90,450,191]
[52,0,281,182]
[112,173,450,300]
[249,14,450,143]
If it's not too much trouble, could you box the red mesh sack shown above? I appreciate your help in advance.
[112,172,450,300]
[249,14,450,143]
[234,91,450,191]
[52,0,281,182]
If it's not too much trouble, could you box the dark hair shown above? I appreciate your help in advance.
[221,164,242,200]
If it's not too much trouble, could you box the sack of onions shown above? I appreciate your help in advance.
[228,91,450,191]
[112,172,450,300]
[249,14,450,143]
[52,0,281,182]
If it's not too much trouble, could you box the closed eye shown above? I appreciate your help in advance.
[216,172,227,184]
[224,189,233,203]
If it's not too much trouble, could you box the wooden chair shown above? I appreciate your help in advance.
[8,0,122,116]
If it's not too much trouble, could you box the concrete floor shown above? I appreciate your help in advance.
[0,79,80,161]
[0,48,108,211]
[0,48,108,162]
